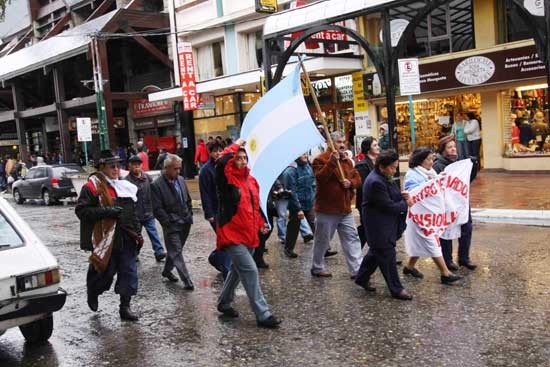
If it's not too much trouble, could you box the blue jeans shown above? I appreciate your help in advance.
[142,217,165,257]
[276,199,313,241]
[217,245,271,321]
[457,140,469,160]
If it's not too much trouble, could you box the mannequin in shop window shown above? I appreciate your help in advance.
[531,111,549,152]
[518,110,535,147]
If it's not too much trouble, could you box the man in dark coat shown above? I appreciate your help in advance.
[125,154,167,262]
[354,149,412,300]
[151,153,195,290]
[75,150,143,321]
[198,142,231,278]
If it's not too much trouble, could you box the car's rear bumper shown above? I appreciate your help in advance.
[0,288,67,329]
[51,187,77,199]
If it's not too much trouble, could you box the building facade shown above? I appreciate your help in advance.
[0,0,173,165]
[149,0,549,172]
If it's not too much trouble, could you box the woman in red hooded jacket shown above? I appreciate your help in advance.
[215,139,281,328]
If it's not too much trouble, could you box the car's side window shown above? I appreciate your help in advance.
[0,213,24,249]
[36,168,47,178]
[25,170,36,179]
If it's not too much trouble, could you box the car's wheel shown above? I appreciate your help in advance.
[42,189,52,206]
[13,189,25,204]
[19,315,54,344]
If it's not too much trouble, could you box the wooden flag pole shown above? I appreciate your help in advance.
[298,56,346,181]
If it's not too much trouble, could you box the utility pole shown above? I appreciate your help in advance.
[91,34,109,151]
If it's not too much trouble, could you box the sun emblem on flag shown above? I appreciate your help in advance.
[249,137,257,153]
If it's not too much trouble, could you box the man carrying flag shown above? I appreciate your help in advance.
[310,131,363,278]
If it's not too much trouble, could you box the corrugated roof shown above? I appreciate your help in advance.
[0,10,117,82]
[0,1,31,40]
[263,0,398,37]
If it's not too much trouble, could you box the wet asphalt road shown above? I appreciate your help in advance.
[1,197,550,367]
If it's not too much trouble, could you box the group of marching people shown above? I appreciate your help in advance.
[75,128,477,328]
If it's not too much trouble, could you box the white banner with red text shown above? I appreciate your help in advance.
[404,159,473,257]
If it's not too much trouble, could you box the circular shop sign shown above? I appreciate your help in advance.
[524,0,544,17]
[455,56,496,86]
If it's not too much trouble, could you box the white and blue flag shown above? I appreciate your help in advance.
[240,63,325,218]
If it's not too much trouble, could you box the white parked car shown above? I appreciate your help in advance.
[0,197,66,344]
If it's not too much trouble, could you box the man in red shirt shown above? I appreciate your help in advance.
[137,146,149,171]
[194,139,209,168]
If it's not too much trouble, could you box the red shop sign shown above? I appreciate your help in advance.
[178,42,198,111]
[131,99,172,118]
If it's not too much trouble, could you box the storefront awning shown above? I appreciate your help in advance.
[0,10,117,82]
[148,56,363,102]
[263,0,398,38]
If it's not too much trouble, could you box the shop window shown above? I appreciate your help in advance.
[196,41,226,81]
[379,94,481,158]
[391,0,474,58]
[245,31,263,70]
[497,0,534,44]
[241,93,261,113]
[505,86,549,156]
[193,92,261,142]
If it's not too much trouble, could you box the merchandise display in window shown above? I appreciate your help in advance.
[506,87,550,156]
[387,94,481,157]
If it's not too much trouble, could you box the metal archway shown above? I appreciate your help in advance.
[263,0,458,150]
[270,24,382,88]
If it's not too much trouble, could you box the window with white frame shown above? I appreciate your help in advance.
[245,31,263,70]
[196,41,226,81]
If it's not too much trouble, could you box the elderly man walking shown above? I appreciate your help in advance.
[310,131,363,278]
[151,154,195,290]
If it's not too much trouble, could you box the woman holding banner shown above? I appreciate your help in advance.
[433,135,478,271]
[402,147,462,284]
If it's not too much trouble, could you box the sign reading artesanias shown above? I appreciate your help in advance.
[404,159,473,257]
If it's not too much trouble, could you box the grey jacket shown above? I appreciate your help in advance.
[125,172,154,222]
[151,175,193,231]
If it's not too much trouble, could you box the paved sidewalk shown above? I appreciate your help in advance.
[186,170,550,226]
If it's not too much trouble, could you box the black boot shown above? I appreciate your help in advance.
[119,296,139,321]
[87,292,98,312]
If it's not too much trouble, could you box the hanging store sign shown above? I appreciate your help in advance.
[198,93,216,110]
[286,1,348,51]
[255,0,278,14]
[398,58,421,96]
[524,0,544,16]
[131,99,172,118]
[352,72,370,136]
[178,42,198,111]
[379,19,409,47]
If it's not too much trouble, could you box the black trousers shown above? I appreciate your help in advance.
[87,240,138,298]
[254,211,274,265]
[285,209,315,251]
[355,246,403,296]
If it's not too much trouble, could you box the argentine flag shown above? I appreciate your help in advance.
[240,63,325,218]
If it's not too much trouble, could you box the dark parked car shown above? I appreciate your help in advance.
[12,164,83,205]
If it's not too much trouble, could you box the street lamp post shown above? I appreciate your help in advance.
[91,35,109,151]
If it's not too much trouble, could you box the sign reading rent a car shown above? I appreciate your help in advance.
[178,42,198,111]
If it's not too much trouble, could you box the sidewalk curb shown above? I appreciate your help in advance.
[472,208,550,227]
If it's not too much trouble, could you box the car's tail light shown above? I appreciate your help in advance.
[51,177,60,188]
[16,268,61,292]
